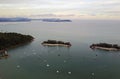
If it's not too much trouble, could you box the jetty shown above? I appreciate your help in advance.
[42,40,71,47]
[90,43,120,51]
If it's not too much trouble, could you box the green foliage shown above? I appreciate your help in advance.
[91,43,120,49]
[42,40,71,46]
[0,32,34,49]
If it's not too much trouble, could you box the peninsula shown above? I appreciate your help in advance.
[42,40,71,47]
[0,32,34,50]
[90,43,120,51]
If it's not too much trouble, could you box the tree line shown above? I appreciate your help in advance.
[0,32,34,50]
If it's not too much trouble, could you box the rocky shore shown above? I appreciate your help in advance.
[90,43,120,51]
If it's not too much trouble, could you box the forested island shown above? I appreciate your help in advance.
[42,40,71,47]
[0,32,34,50]
[90,43,120,51]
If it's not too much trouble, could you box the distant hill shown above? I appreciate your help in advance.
[0,17,72,22]
[41,19,72,22]
[31,18,72,22]
[0,17,31,22]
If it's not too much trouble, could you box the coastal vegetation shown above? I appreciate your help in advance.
[90,43,120,51]
[0,32,34,50]
[42,40,71,47]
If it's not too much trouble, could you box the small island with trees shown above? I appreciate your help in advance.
[90,43,120,51]
[42,40,71,47]
[0,32,34,57]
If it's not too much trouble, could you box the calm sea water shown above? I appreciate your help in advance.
[0,20,120,79]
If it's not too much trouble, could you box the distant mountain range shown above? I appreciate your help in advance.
[0,17,72,22]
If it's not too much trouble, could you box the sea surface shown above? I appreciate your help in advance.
[0,20,120,79]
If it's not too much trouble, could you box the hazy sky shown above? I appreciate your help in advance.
[0,0,120,19]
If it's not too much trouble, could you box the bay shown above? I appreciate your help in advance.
[0,20,120,79]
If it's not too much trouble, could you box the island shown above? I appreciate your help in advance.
[90,43,120,51]
[41,19,72,22]
[0,17,72,23]
[0,32,34,57]
[41,40,71,47]
[0,17,31,22]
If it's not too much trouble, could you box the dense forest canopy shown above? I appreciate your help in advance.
[0,32,34,50]
[91,43,120,49]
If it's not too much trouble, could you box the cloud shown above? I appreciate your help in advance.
[0,0,120,19]
[31,14,75,17]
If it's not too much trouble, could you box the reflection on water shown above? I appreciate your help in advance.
[0,56,8,60]
[0,20,120,79]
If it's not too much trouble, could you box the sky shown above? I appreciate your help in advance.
[0,0,120,19]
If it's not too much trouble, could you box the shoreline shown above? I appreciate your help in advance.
[90,43,120,51]
[0,39,33,58]
[91,46,120,51]
[41,40,71,47]
[0,32,34,50]
[42,43,71,47]
[6,39,34,50]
